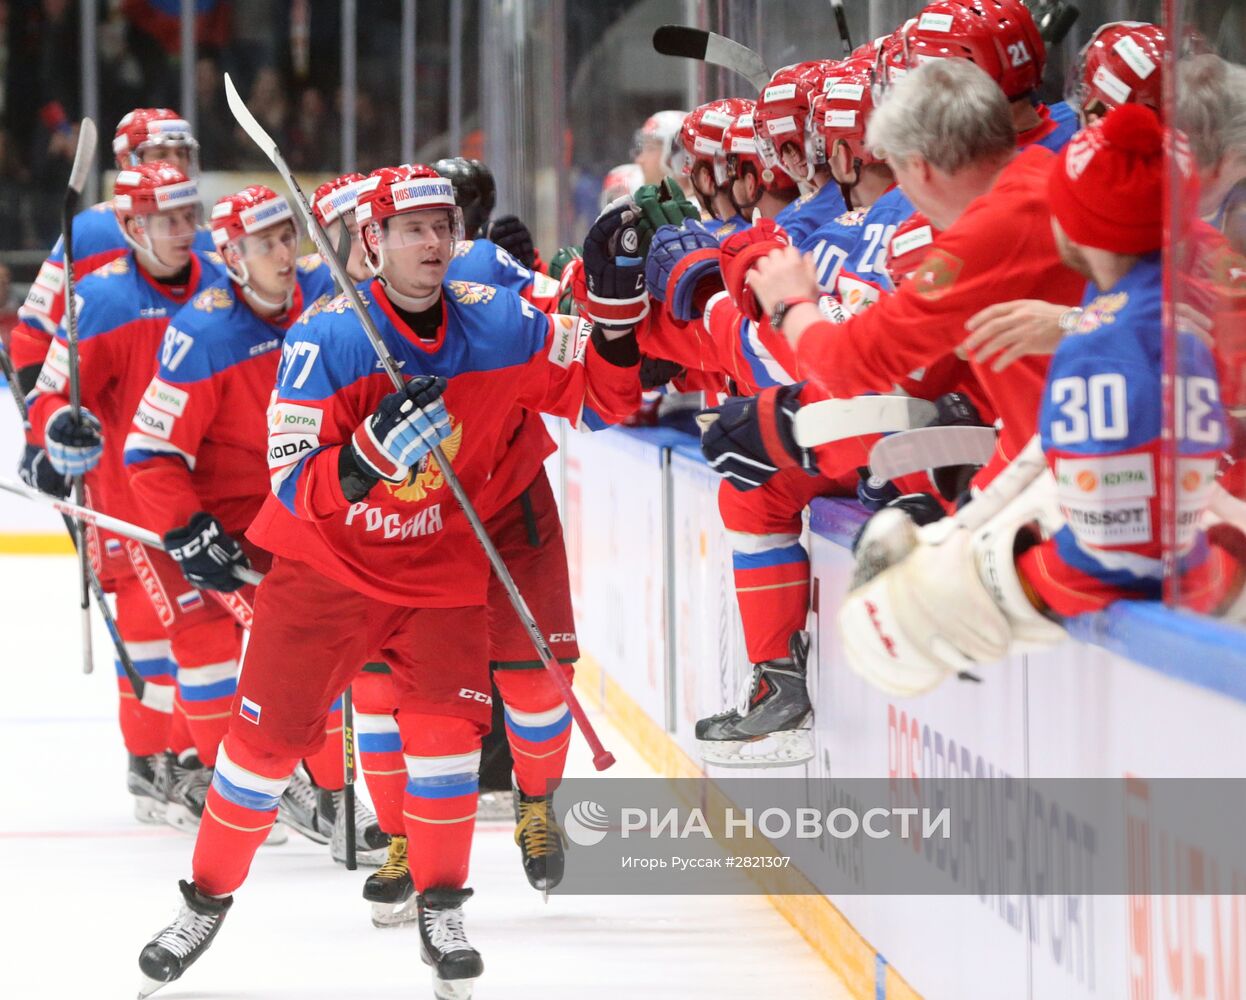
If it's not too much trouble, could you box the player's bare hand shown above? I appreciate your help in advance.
[963,299,1066,371]
[747,246,819,316]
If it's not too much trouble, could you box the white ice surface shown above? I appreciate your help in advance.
[0,555,850,1000]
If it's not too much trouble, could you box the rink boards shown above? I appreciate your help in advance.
[553,420,1246,1000]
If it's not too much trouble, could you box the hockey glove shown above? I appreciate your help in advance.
[19,443,69,498]
[639,354,686,391]
[576,202,649,332]
[720,219,792,323]
[164,512,251,593]
[45,405,103,476]
[348,376,452,486]
[548,246,583,315]
[632,180,701,252]
[696,383,814,491]
[547,245,582,282]
[486,214,537,271]
[644,221,723,321]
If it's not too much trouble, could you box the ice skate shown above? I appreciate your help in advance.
[137,879,232,998]
[277,763,333,844]
[418,887,483,1000]
[363,835,418,927]
[513,784,566,891]
[164,750,211,833]
[695,631,814,767]
[329,790,389,866]
[128,752,169,824]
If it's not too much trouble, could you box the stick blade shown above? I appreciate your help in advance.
[224,73,278,166]
[67,118,97,197]
[652,24,710,59]
[869,425,999,481]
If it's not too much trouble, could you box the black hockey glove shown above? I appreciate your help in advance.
[19,443,69,498]
[577,202,649,332]
[639,354,686,390]
[164,512,251,593]
[486,214,537,270]
[697,383,814,491]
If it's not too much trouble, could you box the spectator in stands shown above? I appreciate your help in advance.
[195,51,238,169]
[233,66,288,169]
[288,86,339,172]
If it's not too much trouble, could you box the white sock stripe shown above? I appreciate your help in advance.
[724,530,802,554]
[125,639,173,660]
[177,660,239,687]
[404,750,481,778]
[504,703,570,728]
[215,746,294,798]
[355,712,400,734]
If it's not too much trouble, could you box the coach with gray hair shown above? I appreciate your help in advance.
[746,59,1086,482]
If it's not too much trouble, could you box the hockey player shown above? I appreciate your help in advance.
[26,162,229,823]
[756,61,849,247]
[10,109,212,391]
[838,104,1246,696]
[900,0,1079,153]
[135,165,641,998]
[710,106,799,228]
[671,98,754,237]
[1067,21,1165,125]
[633,109,689,187]
[116,183,380,857]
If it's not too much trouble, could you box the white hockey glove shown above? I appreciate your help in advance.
[839,467,1065,697]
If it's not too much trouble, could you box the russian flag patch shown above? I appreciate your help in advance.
[176,590,205,612]
[105,539,123,556]
[239,697,262,725]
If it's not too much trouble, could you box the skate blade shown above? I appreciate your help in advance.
[432,971,478,1000]
[370,898,419,928]
[133,797,167,825]
[698,727,814,768]
[137,973,169,999]
[163,803,201,835]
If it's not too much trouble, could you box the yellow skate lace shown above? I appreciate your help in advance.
[514,798,563,857]
[374,835,409,880]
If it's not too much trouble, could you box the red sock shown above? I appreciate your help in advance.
[399,714,481,892]
[171,623,242,767]
[494,667,574,797]
[730,535,809,663]
[192,733,296,897]
[354,670,403,834]
[115,639,176,756]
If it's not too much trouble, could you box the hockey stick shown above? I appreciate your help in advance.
[341,684,357,870]
[63,117,98,674]
[652,26,771,92]
[828,0,853,56]
[793,396,936,449]
[223,74,616,771]
[868,425,998,481]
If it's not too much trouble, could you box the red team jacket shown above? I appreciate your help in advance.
[27,251,225,531]
[252,278,639,606]
[122,256,336,535]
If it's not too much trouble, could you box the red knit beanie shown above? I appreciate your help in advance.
[1048,104,1165,255]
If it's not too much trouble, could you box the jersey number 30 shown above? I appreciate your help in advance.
[1050,373,1221,445]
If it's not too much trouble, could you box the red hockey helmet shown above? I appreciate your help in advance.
[884,212,939,287]
[753,61,832,181]
[113,161,200,218]
[312,172,368,227]
[112,108,199,172]
[356,165,465,276]
[675,98,752,176]
[721,106,798,194]
[902,0,1046,101]
[814,62,884,169]
[210,185,295,248]
[1068,22,1165,121]
[875,22,917,90]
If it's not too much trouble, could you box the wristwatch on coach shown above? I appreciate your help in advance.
[1058,306,1084,334]
[769,297,818,331]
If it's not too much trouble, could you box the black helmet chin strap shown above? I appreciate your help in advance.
[837,157,864,212]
